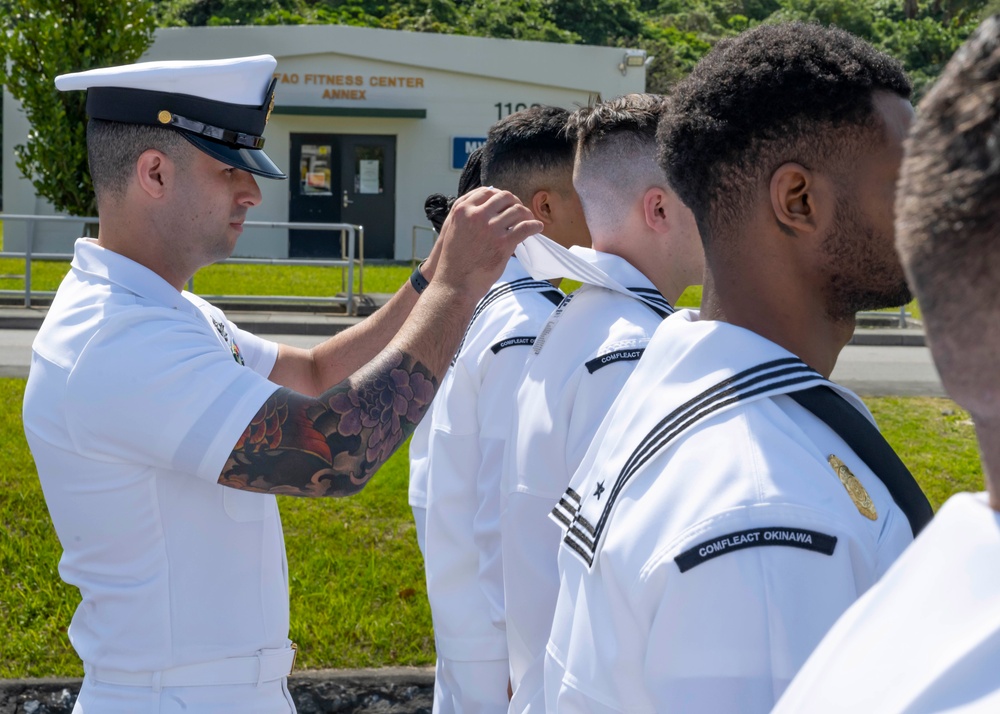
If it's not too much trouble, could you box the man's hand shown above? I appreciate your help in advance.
[227,191,540,499]
[430,187,542,299]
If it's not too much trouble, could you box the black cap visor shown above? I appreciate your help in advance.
[181,132,286,180]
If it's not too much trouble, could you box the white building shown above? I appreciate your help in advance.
[3,24,646,261]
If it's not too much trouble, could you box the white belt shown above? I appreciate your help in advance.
[85,644,296,691]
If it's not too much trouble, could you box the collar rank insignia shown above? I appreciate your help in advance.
[593,481,605,500]
[828,454,877,521]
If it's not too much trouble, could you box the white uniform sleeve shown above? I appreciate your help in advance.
[564,340,650,482]
[473,342,534,632]
[505,351,647,708]
[230,321,278,377]
[64,309,278,483]
[640,510,863,711]
[570,505,871,714]
[502,363,586,702]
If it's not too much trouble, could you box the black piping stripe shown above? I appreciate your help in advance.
[563,359,826,562]
[623,373,821,484]
[541,289,564,307]
[625,286,673,319]
[551,492,586,526]
[621,363,814,481]
[452,279,563,362]
[470,278,553,325]
[573,513,597,538]
[563,534,595,566]
[551,507,572,528]
[616,358,804,473]
[556,494,580,515]
[626,287,672,306]
[550,489,583,522]
[593,371,821,547]
[567,522,596,550]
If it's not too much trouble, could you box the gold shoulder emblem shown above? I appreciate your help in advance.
[828,455,877,520]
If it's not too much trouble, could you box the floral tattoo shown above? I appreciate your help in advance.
[221,350,437,497]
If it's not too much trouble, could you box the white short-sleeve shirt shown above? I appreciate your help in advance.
[502,245,671,712]
[544,311,915,714]
[774,491,1000,714]
[416,258,563,663]
[23,238,285,672]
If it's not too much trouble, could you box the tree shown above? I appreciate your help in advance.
[151,0,990,102]
[772,0,876,37]
[0,1,155,218]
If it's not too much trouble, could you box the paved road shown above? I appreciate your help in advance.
[831,344,945,397]
[0,329,945,397]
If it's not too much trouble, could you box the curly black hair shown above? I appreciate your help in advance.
[658,22,911,246]
[480,105,575,199]
[424,146,485,232]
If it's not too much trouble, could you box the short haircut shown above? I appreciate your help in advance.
[87,118,189,204]
[480,105,576,201]
[658,22,911,247]
[896,15,1000,347]
[570,94,665,236]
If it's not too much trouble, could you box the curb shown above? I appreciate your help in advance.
[0,667,435,714]
[848,328,926,347]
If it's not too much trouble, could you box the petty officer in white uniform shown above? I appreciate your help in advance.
[22,56,540,713]
[544,24,933,714]
[775,18,1000,713]
[409,147,489,557]
[414,106,591,713]
[501,94,703,713]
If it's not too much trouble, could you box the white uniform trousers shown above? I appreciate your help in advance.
[73,676,296,713]
[432,656,510,714]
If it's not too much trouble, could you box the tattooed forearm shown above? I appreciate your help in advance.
[220,349,438,497]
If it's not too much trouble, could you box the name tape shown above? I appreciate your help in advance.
[674,527,837,573]
[491,335,536,354]
[585,348,645,374]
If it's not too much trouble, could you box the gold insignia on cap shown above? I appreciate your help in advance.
[265,92,275,125]
[157,110,172,124]
[828,455,877,520]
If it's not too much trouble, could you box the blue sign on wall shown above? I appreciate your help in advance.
[452,137,488,170]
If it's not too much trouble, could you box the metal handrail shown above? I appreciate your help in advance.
[0,214,365,316]
[411,224,437,268]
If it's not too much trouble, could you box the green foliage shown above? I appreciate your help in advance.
[638,21,714,93]
[771,0,876,37]
[0,1,155,218]
[152,0,341,26]
[875,15,974,96]
[148,0,992,97]
[544,0,643,45]
[460,0,578,43]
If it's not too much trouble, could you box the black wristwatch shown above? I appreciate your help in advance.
[410,260,430,294]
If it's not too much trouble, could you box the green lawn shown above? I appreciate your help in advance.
[0,256,921,319]
[0,255,412,298]
[0,375,984,678]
